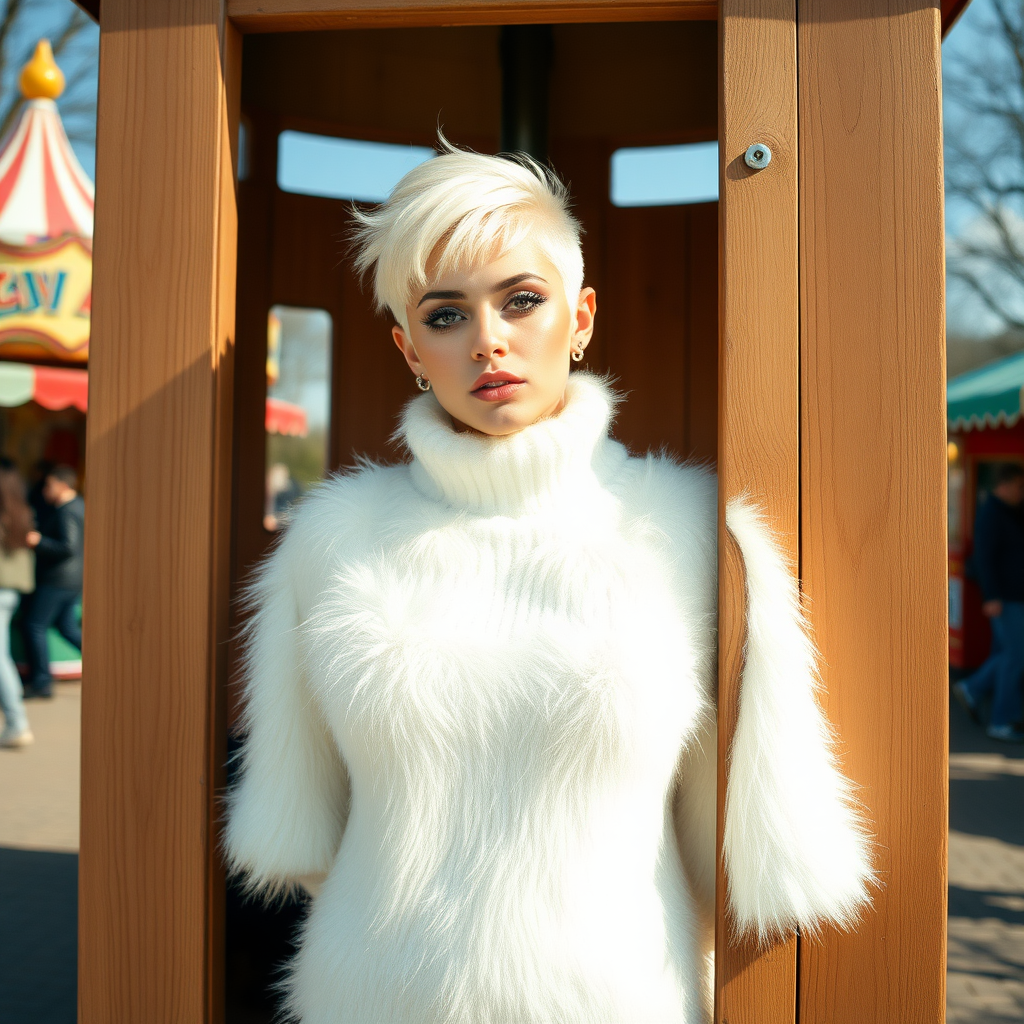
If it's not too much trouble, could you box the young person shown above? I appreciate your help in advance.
[954,463,1024,742]
[226,146,873,1024]
[0,459,35,747]
[23,464,83,699]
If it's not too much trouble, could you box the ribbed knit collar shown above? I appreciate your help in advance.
[398,372,622,516]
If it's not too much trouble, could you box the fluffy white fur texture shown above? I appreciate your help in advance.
[723,502,874,940]
[224,373,872,1024]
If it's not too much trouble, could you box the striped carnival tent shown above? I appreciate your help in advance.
[0,77,94,244]
[0,40,94,363]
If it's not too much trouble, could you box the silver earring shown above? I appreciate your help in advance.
[415,375,431,391]
[571,347,585,363]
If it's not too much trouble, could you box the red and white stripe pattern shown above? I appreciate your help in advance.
[0,98,93,245]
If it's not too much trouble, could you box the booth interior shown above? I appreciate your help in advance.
[228,19,718,1018]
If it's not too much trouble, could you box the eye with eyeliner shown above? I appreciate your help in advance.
[504,290,546,316]
[421,306,466,331]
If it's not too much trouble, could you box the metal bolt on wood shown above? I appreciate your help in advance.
[744,143,771,169]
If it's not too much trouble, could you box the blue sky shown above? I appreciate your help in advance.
[9,0,99,179]
[941,0,1020,335]
[943,0,995,239]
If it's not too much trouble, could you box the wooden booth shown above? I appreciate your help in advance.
[78,0,956,1021]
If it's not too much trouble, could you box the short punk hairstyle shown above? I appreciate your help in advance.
[350,142,584,332]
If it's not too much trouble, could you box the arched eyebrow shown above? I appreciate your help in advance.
[494,272,547,291]
[416,273,548,308]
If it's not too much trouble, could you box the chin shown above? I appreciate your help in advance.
[466,402,539,437]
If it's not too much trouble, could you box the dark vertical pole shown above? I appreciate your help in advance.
[499,25,553,162]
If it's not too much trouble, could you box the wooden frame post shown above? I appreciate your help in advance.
[797,3,948,1020]
[79,2,240,1020]
[716,1,799,1020]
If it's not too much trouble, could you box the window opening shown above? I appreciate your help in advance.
[265,305,332,531]
[610,141,718,207]
[277,131,434,202]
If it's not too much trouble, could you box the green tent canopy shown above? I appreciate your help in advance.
[948,351,1024,431]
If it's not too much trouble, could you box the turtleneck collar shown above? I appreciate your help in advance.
[398,372,624,516]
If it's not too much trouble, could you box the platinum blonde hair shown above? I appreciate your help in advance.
[350,141,584,331]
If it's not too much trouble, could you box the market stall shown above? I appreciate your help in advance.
[947,351,1024,669]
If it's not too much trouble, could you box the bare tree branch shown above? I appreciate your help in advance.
[0,2,96,145]
[945,0,1024,332]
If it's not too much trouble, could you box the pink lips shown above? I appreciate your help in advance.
[471,371,526,402]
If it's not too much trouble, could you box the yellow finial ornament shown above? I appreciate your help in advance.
[19,39,65,101]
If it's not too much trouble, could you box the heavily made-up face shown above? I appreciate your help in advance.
[392,237,597,436]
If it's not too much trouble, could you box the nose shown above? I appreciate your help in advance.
[470,308,508,361]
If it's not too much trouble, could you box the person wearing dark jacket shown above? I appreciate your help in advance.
[22,464,83,699]
[954,463,1024,742]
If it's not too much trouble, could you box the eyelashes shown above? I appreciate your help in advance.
[420,306,465,330]
[420,291,547,332]
[505,290,546,315]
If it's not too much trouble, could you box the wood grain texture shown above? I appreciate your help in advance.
[79,2,237,1020]
[228,0,716,31]
[715,1,799,1021]
[605,202,718,462]
[796,4,948,1021]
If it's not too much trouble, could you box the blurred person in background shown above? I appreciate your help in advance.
[22,464,83,699]
[954,463,1024,743]
[27,458,55,526]
[264,462,301,532]
[0,458,35,747]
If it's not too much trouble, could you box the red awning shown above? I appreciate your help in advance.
[0,361,308,438]
[266,396,309,438]
[33,363,88,412]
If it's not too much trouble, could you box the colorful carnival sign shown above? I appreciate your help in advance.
[0,236,91,361]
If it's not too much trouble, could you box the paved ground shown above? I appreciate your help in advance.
[0,681,79,1024]
[947,697,1024,1023]
[0,682,1021,1022]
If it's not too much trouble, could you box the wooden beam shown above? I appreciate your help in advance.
[227,0,716,31]
[796,2,948,1021]
[716,1,799,1021]
[943,0,972,36]
[79,2,239,1020]
[71,0,100,21]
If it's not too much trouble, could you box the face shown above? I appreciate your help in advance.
[43,476,65,503]
[392,238,597,436]
[997,476,1024,506]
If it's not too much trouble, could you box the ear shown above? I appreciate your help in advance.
[392,325,425,378]
[571,287,598,354]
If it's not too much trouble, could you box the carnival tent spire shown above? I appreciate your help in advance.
[0,39,94,245]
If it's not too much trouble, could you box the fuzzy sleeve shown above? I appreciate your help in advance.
[722,497,874,941]
[224,526,350,896]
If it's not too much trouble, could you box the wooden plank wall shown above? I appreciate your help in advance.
[79,2,239,1020]
[715,1,799,1019]
[797,3,948,1021]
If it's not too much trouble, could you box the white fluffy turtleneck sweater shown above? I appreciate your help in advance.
[225,374,872,1024]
